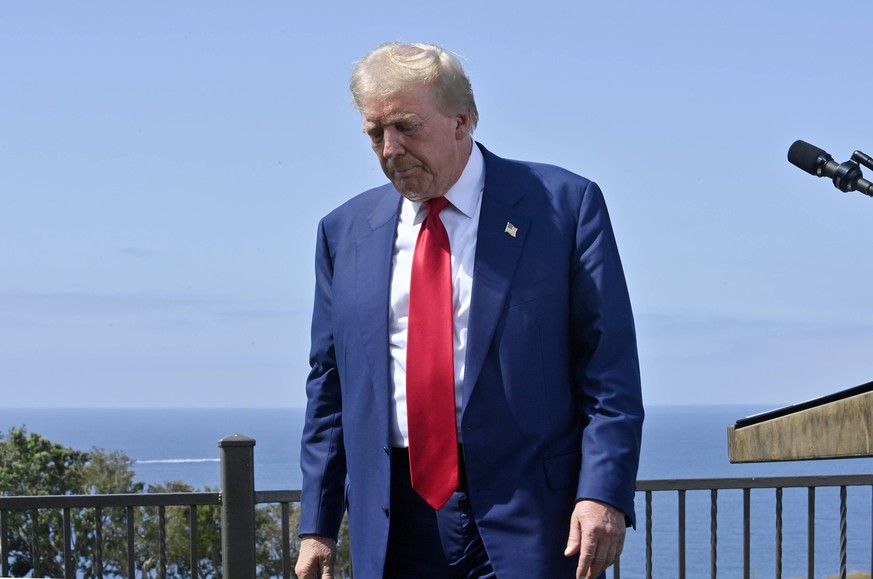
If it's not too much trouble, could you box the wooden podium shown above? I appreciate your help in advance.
[728,380,873,463]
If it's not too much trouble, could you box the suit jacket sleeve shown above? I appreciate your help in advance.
[571,180,643,525]
[297,217,347,539]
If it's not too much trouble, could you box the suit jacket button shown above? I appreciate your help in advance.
[383,446,390,455]
[382,506,390,517]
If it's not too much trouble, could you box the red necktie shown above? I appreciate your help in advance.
[406,196,459,510]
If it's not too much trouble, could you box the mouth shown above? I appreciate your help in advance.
[389,160,425,175]
[392,166,418,177]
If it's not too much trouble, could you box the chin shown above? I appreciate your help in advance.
[394,182,428,202]
[400,191,428,203]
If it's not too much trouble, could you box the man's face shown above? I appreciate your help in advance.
[361,84,472,202]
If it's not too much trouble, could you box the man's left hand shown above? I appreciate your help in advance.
[564,499,626,579]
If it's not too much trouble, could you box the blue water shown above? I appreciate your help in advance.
[0,407,304,491]
[2,405,871,577]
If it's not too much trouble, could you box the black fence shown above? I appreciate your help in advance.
[1,436,871,579]
[632,475,873,579]
[0,435,301,579]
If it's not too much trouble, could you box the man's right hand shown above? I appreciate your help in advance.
[295,535,337,579]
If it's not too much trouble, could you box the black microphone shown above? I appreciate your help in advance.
[788,140,873,198]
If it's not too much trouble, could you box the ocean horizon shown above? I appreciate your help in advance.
[2,405,871,577]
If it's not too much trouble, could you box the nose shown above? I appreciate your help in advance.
[381,126,405,159]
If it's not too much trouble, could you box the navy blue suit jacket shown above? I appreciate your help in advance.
[299,143,643,578]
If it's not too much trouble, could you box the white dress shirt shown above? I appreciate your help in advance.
[388,143,485,447]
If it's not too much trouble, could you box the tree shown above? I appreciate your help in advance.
[0,428,147,577]
[0,427,89,577]
[140,481,222,579]
[0,426,352,578]
[77,449,145,578]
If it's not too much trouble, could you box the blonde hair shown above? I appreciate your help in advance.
[350,42,479,131]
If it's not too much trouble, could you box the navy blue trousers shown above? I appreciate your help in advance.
[384,448,496,579]
[383,448,605,579]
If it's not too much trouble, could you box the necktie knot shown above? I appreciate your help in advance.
[426,196,448,215]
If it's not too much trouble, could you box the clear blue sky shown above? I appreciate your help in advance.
[2,1,871,409]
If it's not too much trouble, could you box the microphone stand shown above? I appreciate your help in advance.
[830,158,867,195]
[853,150,873,172]
[829,149,873,198]
[834,151,873,197]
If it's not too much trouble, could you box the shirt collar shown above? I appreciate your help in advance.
[404,140,485,221]
[443,141,485,218]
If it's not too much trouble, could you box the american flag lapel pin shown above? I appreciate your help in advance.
[504,222,518,238]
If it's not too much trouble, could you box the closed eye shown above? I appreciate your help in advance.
[366,128,384,144]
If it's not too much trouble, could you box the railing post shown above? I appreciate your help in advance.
[808,487,815,579]
[678,489,686,579]
[743,488,751,579]
[220,434,257,579]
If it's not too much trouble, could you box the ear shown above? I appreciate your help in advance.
[454,110,472,140]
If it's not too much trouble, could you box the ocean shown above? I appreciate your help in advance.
[2,405,871,578]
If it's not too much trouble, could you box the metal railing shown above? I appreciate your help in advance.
[0,491,220,578]
[0,434,303,579]
[616,475,873,579]
[1,436,871,578]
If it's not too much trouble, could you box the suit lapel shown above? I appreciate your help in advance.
[355,190,402,398]
[463,148,530,404]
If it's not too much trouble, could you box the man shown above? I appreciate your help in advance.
[296,42,643,579]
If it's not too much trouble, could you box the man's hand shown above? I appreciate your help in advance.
[564,499,626,579]
[295,535,337,579]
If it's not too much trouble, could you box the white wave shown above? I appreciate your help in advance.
[134,458,220,464]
